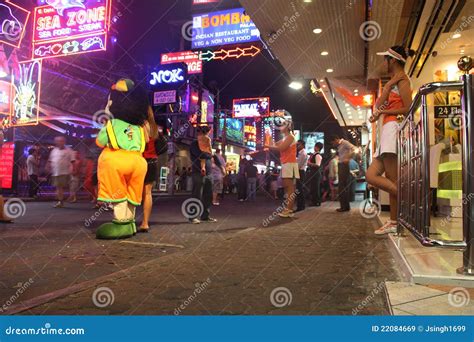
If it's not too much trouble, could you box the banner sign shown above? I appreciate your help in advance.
[0,141,14,189]
[192,8,260,49]
[32,0,111,59]
[161,51,202,74]
[0,0,30,48]
[153,90,176,105]
[11,60,42,126]
[434,105,462,119]
[233,97,270,118]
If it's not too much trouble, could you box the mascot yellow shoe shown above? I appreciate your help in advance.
[95,79,148,239]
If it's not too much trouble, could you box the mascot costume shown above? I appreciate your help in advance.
[95,79,148,239]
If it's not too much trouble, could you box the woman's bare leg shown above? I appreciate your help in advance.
[366,157,397,196]
[382,154,399,221]
[283,179,296,211]
[140,183,154,229]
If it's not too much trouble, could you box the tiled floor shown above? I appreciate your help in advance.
[385,282,474,315]
[380,211,473,287]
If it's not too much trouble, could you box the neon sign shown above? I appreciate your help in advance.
[0,142,14,189]
[192,8,260,48]
[0,0,30,48]
[150,68,185,85]
[200,46,261,62]
[0,80,12,115]
[233,97,270,118]
[32,0,111,59]
[12,60,42,126]
[161,51,202,75]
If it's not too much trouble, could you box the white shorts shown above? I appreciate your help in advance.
[375,121,399,158]
[281,163,300,179]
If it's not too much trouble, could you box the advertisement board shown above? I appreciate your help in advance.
[153,90,176,105]
[0,0,30,48]
[233,97,269,118]
[192,8,260,49]
[161,51,202,74]
[0,141,14,189]
[244,122,256,150]
[304,132,325,154]
[218,118,244,145]
[11,60,42,126]
[32,0,111,59]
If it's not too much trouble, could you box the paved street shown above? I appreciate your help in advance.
[0,195,401,315]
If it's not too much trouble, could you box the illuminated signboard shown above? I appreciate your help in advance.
[0,0,30,48]
[304,132,325,154]
[218,118,244,145]
[12,60,42,126]
[32,0,111,59]
[192,8,260,49]
[0,80,12,115]
[193,0,220,4]
[244,122,256,150]
[149,64,188,90]
[200,45,261,62]
[161,51,202,75]
[153,90,176,105]
[0,142,14,189]
[233,97,270,118]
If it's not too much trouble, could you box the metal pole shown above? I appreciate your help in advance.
[459,74,474,276]
[421,95,431,237]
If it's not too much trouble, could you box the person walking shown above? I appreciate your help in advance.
[265,120,299,217]
[245,160,258,201]
[367,45,414,235]
[189,126,216,224]
[296,140,308,211]
[138,108,160,232]
[330,136,356,212]
[212,148,226,206]
[67,150,82,203]
[48,136,75,208]
[237,157,247,202]
[26,148,40,198]
[307,142,324,206]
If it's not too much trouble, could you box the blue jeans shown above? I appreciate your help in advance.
[247,178,257,201]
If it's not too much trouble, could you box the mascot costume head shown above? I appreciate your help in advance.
[95,79,149,239]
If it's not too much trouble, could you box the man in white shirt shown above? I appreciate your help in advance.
[296,140,308,211]
[307,142,324,206]
[26,148,40,198]
[48,136,75,208]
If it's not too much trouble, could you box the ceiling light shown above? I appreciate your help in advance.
[289,81,303,90]
[452,33,461,39]
[321,51,329,56]
[313,28,322,34]
[319,79,324,82]
[304,0,312,2]
[326,68,333,73]
[345,103,350,107]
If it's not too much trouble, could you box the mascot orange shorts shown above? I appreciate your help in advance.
[97,148,147,206]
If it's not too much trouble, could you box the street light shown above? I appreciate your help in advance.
[289,81,303,90]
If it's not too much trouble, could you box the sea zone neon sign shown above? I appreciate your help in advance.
[32,0,111,59]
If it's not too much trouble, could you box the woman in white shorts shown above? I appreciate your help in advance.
[367,46,414,235]
[265,120,299,218]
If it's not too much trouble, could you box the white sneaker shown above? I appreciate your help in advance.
[375,221,397,235]
[278,210,295,218]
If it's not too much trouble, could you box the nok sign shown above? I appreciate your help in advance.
[149,63,188,91]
